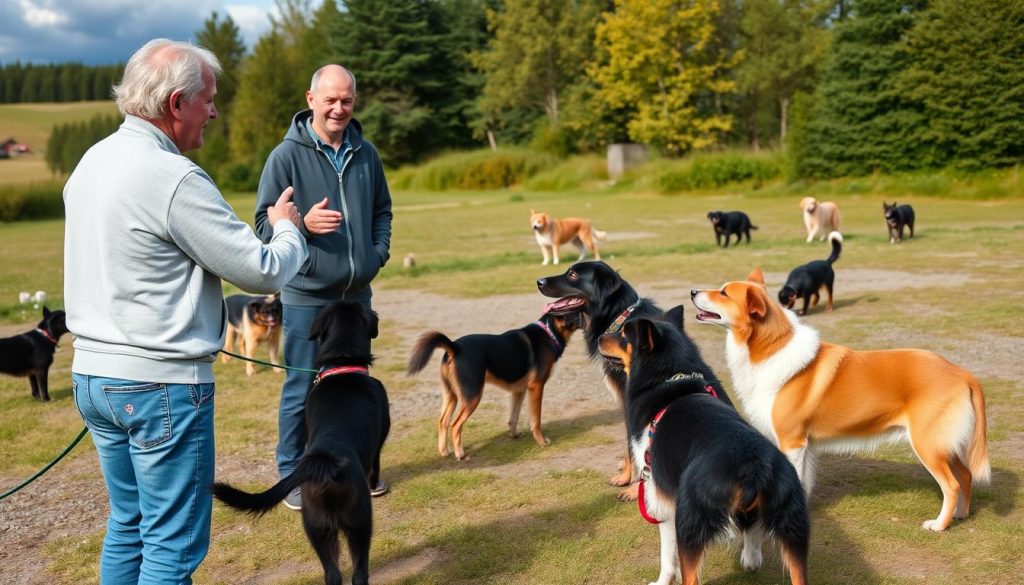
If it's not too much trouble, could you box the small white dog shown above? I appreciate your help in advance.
[800,197,841,243]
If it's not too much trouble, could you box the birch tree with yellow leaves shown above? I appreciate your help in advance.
[589,0,737,156]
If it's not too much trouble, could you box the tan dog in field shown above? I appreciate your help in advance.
[691,268,990,532]
[529,208,606,265]
[800,197,841,243]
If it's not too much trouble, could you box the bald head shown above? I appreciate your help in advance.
[310,65,357,94]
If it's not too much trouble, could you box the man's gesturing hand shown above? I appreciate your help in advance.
[303,197,343,235]
[267,186,302,228]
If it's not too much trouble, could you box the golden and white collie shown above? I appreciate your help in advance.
[800,197,841,243]
[529,208,606,265]
[690,268,990,531]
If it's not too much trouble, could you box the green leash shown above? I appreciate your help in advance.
[0,351,315,502]
[0,426,89,502]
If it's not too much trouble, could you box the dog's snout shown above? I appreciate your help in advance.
[537,278,547,289]
[690,289,699,299]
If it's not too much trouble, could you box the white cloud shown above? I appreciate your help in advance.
[17,0,69,28]
[225,3,278,50]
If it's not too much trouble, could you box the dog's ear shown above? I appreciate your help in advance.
[596,265,624,297]
[530,208,536,215]
[664,305,685,331]
[42,306,51,318]
[634,318,660,353]
[746,287,767,320]
[365,308,380,339]
[309,307,330,341]
[746,267,765,285]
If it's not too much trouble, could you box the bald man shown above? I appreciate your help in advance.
[254,65,393,510]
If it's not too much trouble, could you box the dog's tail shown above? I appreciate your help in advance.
[593,228,607,240]
[408,331,458,375]
[966,374,991,485]
[750,224,759,230]
[212,452,351,516]
[825,231,843,264]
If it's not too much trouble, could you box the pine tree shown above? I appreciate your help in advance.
[790,0,926,178]
[899,0,1024,169]
[329,0,460,165]
[195,11,248,177]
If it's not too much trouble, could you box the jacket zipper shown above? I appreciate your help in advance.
[313,143,358,299]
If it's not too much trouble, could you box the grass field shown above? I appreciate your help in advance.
[0,101,119,184]
[0,181,1022,584]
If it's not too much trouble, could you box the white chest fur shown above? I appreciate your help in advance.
[631,429,674,522]
[534,228,554,247]
[725,310,819,443]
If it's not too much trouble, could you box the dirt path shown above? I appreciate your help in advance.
[0,269,1015,584]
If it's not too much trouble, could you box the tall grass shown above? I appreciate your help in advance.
[0,180,65,221]
[388,149,556,191]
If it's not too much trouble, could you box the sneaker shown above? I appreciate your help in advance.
[283,487,302,511]
[370,479,389,498]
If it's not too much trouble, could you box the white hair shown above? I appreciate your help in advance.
[309,65,357,94]
[113,38,222,119]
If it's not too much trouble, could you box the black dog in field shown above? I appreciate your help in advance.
[537,261,727,500]
[883,202,915,244]
[214,301,389,585]
[707,210,757,247]
[778,231,843,316]
[222,293,283,376]
[0,307,68,401]
[407,311,581,461]
[599,316,809,585]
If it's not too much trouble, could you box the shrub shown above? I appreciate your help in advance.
[0,181,65,221]
[523,155,608,192]
[652,150,783,193]
[389,149,556,191]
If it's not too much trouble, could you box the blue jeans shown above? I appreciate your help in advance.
[73,373,215,585]
[277,298,371,477]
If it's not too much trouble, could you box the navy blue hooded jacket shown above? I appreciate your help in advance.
[255,110,392,306]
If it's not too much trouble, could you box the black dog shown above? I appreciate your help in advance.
[222,293,283,375]
[213,301,390,585]
[0,307,68,401]
[599,316,809,585]
[407,311,581,461]
[883,202,915,244]
[537,261,727,499]
[707,210,757,247]
[778,231,843,315]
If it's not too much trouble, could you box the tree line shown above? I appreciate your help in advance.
[34,0,1024,184]
[1,62,125,103]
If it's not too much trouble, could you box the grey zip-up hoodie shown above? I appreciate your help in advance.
[63,115,307,384]
[255,110,393,306]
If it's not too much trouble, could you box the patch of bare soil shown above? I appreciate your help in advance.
[0,266,1016,584]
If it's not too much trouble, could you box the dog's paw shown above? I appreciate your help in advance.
[456,453,470,462]
[608,472,631,487]
[508,430,521,439]
[921,519,948,532]
[616,485,639,502]
[541,259,549,266]
[533,435,551,446]
[272,367,283,374]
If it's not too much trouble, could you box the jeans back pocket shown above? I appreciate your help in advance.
[103,383,172,449]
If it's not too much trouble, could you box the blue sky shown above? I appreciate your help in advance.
[0,0,280,65]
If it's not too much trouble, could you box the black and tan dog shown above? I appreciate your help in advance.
[222,293,282,376]
[778,230,843,315]
[707,210,757,247]
[537,261,726,500]
[214,301,390,585]
[599,315,809,585]
[0,307,68,401]
[883,201,916,243]
[407,311,581,461]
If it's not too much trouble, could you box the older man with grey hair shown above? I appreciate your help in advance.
[64,38,307,584]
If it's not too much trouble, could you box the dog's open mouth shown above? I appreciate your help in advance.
[543,296,587,315]
[695,309,721,322]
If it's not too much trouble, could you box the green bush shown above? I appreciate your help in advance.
[0,180,65,221]
[651,150,783,193]
[390,149,557,191]
[523,155,608,192]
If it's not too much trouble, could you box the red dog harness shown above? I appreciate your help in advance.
[638,373,719,524]
[313,365,369,386]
